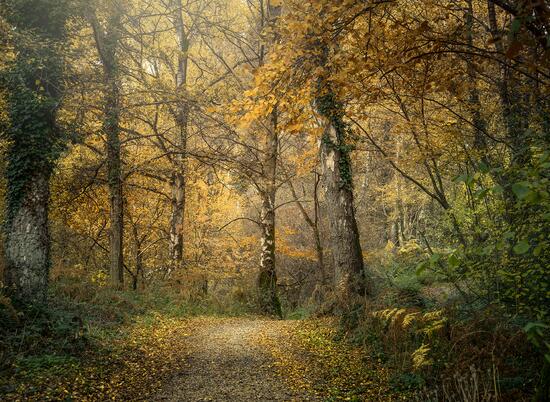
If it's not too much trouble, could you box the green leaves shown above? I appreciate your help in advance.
[513,240,530,255]
[429,253,441,264]
[1,2,69,226]
[524,322,550,364]
[492,184,504,194]
[416,252,460,277]
[447,254,460,268]
[416,261,428,276]
[454,173,474,186]
[512,182,530,200]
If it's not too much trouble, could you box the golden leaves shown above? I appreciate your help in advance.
[3,313,194,401]
[254,318,397,401]
[411,343,432,370]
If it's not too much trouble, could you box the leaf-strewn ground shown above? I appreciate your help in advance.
[2,312,193,401]
[2,314,404,401]
[153,317,316,401]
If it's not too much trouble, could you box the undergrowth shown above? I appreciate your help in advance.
[340,249,545,402]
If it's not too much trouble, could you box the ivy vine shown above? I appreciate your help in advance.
[316,91,355,189]
[0,0,69,227]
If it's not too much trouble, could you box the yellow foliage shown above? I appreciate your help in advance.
[412,343,432,370]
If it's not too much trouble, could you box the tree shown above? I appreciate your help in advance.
[1,0,70,304]
[89,2,125,287]
[316,91,368,307]
[206,0,285,315]
[252,0,283,316]
[239,0,371,308]
[168,0,190,267]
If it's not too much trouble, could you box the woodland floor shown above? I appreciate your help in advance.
[153,317,318,401]
[2,313,399,401]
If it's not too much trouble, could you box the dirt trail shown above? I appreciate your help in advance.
[153,317,316,402]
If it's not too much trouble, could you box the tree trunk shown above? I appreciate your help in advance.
[258,189,281,316]
[132,224,143,291]
[465,0,489,155]
[5,170,51,304]
[395,145,405,247]
[257,109,282,317]
[256,0,282,316]
[2,0,68,305]
[317,93,367,307]
[91,10,124,288]
[312,173,326,284]
[168,0,189,268]
[105,77,124,288]
[169,170,185,263]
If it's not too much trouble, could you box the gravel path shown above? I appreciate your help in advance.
[153,317,316,401]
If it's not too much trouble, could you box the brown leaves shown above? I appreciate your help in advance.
[506,40,524,59]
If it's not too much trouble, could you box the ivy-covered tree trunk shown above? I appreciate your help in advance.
[168,0,189,267]
[1,0,69,304]
[316,93,367,308]
[91,10,124,287]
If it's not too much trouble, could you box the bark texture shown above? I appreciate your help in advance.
[256,1,282,316]
[169,0,189,266]
[317,94,367,306]
[105,77,124,287]
[92,10,124,287]
[5,171,51,303]
[2,0,68,304]
[257,113,281,316]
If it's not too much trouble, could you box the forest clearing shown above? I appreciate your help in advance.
[1,0,549,400]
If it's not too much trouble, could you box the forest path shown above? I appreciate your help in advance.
[153,317,318,401]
